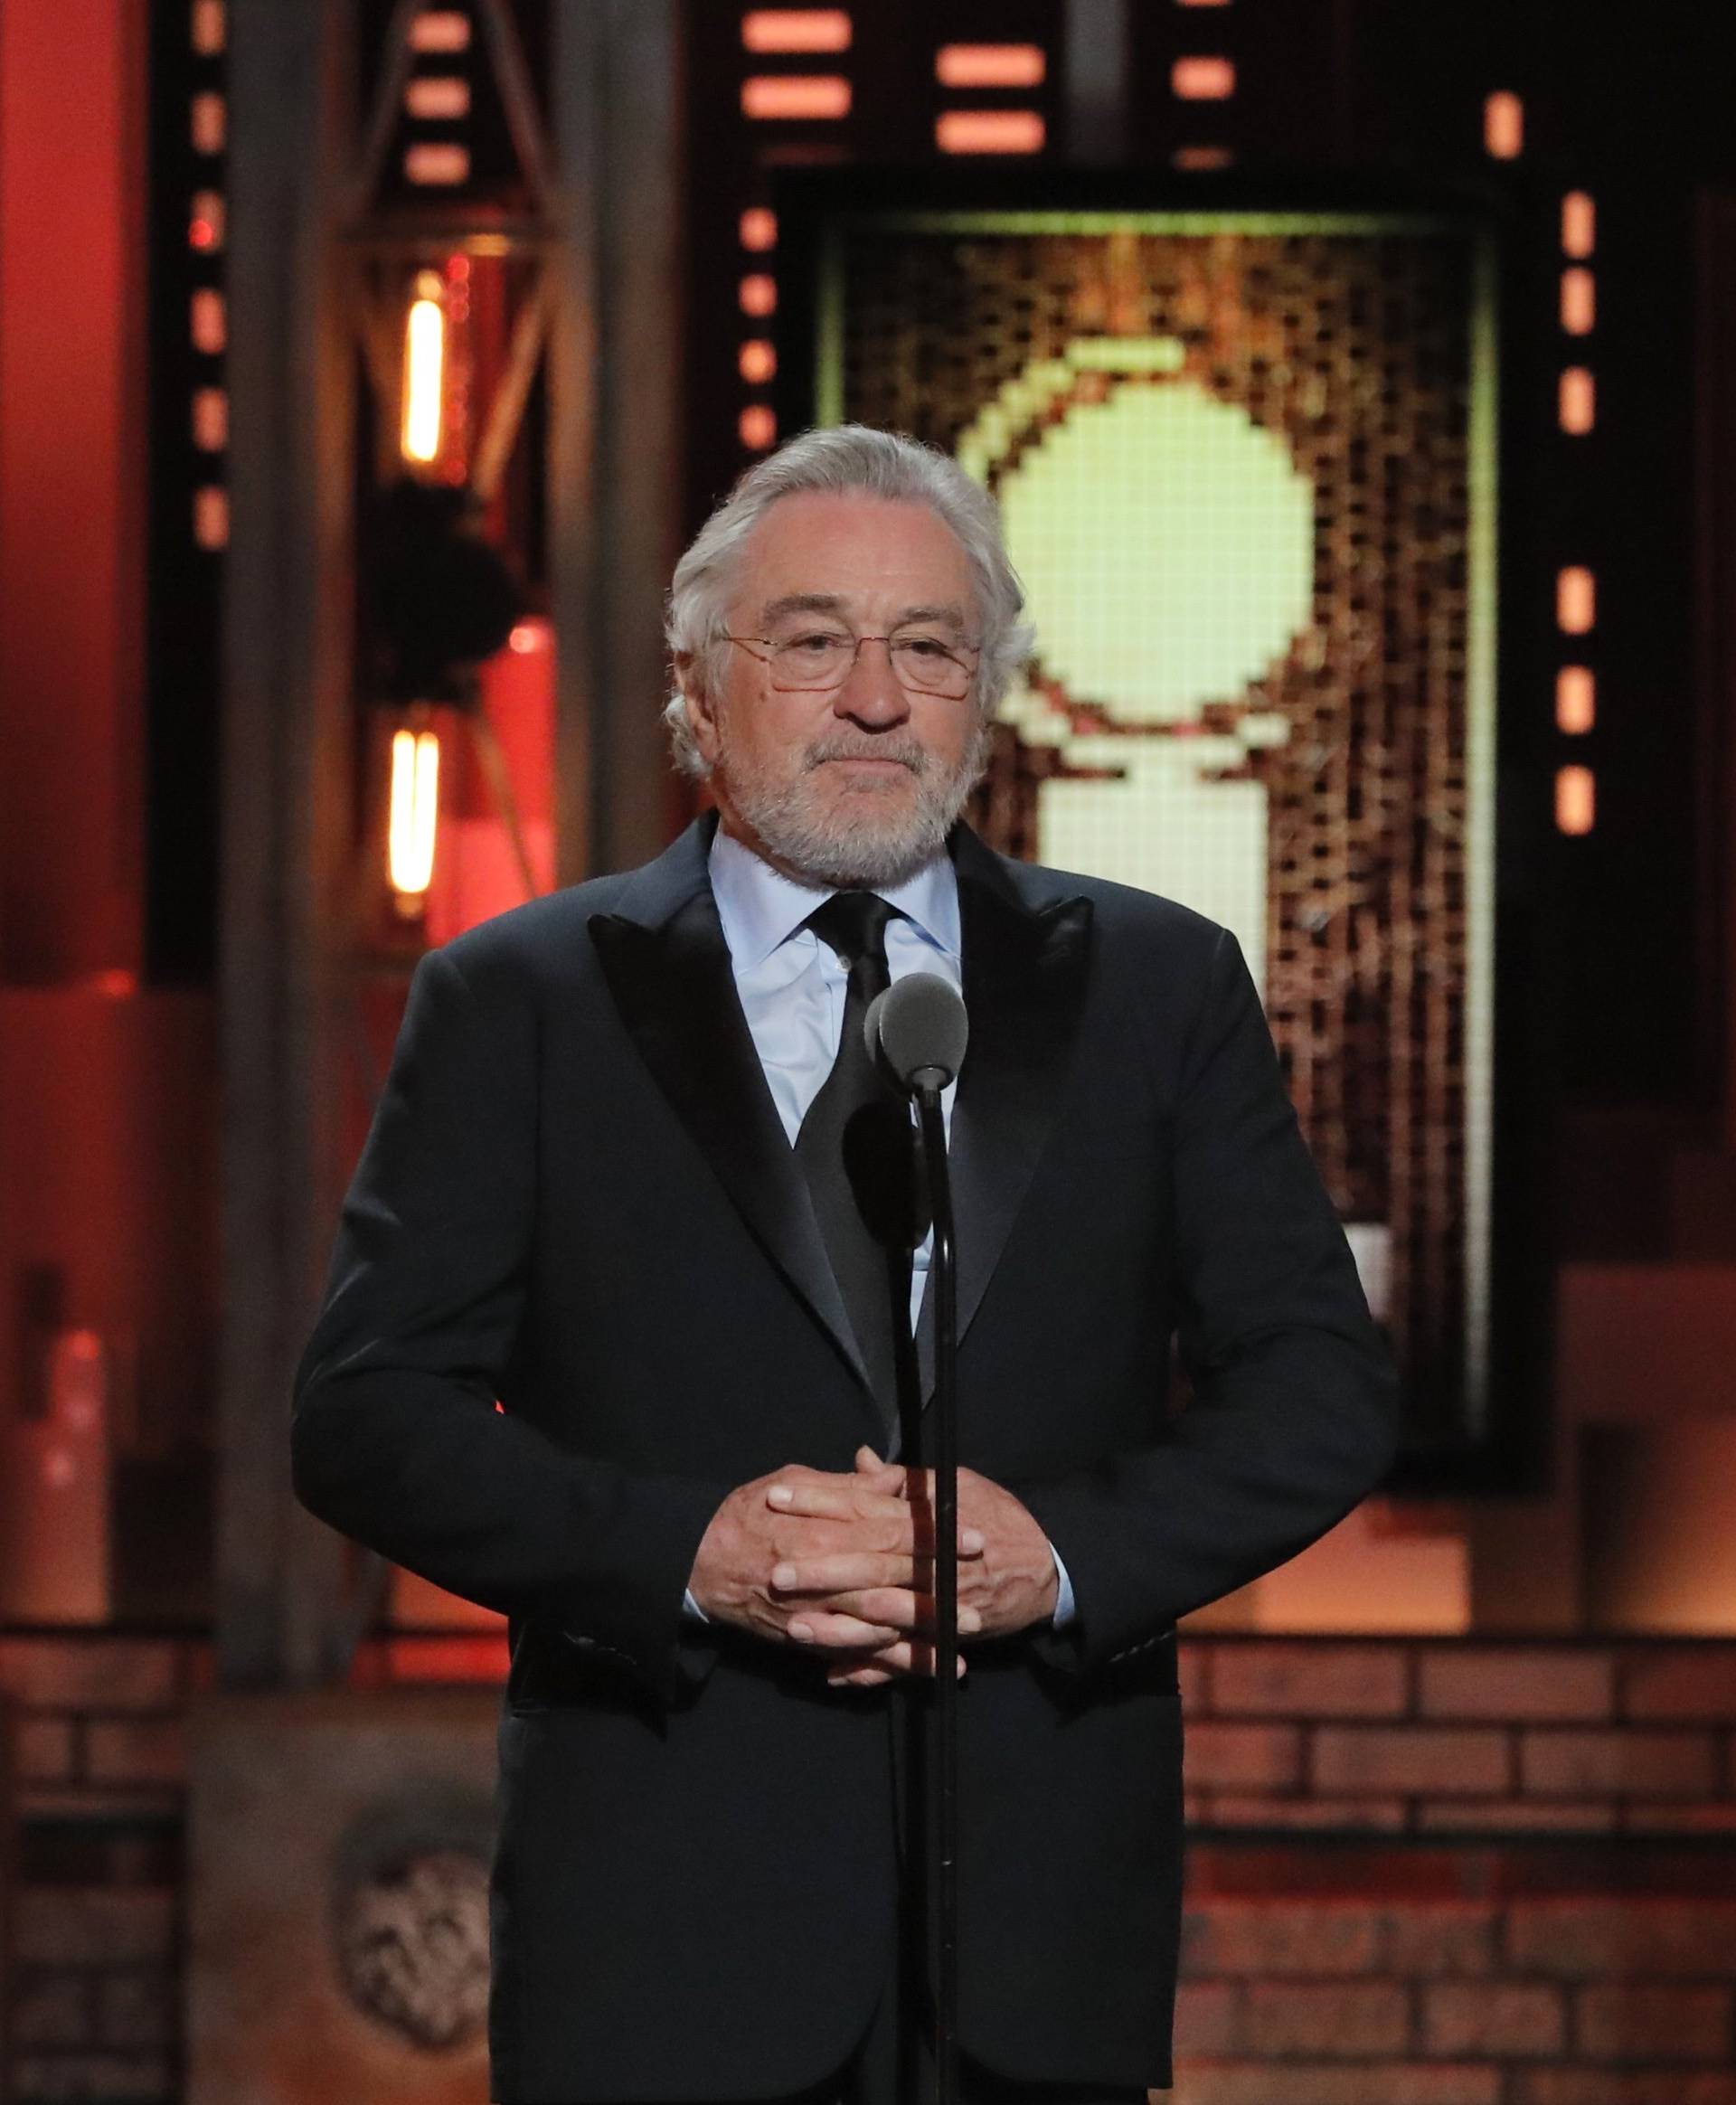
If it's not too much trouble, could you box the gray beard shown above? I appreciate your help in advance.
[716,725,987,890]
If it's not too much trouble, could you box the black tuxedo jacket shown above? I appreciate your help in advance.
[291,816,1400,2101]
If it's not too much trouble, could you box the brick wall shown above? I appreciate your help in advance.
[5,1631,1736,2104]
[1175,1638,1736,2104]
[2,1631,202,2105]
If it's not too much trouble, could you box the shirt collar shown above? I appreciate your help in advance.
[708,822,960,970]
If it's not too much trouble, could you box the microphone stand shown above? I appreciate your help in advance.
[913,1080,958,2105]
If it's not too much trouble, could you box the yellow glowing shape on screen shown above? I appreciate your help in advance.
[955,342,1316,1003]
[996,382,1313,722]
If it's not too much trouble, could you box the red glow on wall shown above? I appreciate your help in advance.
[422,617,558,948]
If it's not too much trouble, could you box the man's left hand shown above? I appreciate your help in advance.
[766,1448,1060,1687]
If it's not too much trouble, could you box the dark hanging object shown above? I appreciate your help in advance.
[364,478,527,707]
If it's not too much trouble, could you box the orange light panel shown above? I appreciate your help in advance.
[739,339,777,384]
[741,75,852,119]
[1555,765,1595,835]
[193,486,229,551]
[410,9,471,52]
[192,386,228,451]
[741,9,852,52]
[390,729,441,895]
[935,109,1045,154]
[404,142,470,184]
[191,91,226,154]
[1173,56,1235,99]
[191,288,226,354]
[935,44,1046,89]
[1556,667,1595,734]
[1559,368,1596,435]
[740,274,778,317]
[1174,145,1235,170]
[740,207,778,251]
[401,272,447,464]
[1562,192,1596,259]
[1557,567,1596,635]
[189,188,224,251]
[1483,91,1523,158]
[740,405,778,451]
[191,1,226,56]
[405,75,471,119]
[1561,269,1595,335]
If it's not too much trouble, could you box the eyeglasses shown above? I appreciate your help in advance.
[723,626,979,701]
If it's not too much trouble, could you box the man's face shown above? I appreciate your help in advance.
[684,491,987,888]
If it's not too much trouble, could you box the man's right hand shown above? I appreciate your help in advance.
[687,1445,982,1679]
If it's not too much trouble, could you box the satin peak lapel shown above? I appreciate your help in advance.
[914,862,1093,1404]
[589,887,875,1403]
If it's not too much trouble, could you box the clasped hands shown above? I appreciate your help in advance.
[688,1444,1060,1689]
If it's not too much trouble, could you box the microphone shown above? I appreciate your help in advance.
[864,973,968,1096]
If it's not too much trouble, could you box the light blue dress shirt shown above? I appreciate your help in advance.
[683,827,1074,1631]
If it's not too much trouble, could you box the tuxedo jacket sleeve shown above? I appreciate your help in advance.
[289,939,731,1707]
[1016,916,1401,1677]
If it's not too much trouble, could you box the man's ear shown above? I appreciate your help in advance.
[675,654,722,767]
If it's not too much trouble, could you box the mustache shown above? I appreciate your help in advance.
[803,737,929,774]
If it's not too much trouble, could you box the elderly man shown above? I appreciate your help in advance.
[292,425,1400,2104]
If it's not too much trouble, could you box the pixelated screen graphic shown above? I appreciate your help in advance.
[807,209,1498,1444]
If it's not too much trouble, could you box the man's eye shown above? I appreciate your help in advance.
[781,632,846,654]
[896,637,951,658]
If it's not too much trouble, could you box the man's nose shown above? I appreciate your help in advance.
[834,636,909,725]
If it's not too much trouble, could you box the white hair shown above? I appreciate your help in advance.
[662,424,1033,779]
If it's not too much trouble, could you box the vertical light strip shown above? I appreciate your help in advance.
[1557,567,1596,633]
[390,730,441,896]
[1483,91,1523,158]
[1561,192,1596,258]
[1561,269,1595,335]
[1555,667,1595,733]
[1559,367,1596,434]
[1555,765,1595,835]
[1463,225,1501,1432]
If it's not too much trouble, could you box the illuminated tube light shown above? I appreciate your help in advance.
[936,44,1046,88]
[1561,268,1595,335]
[935,109,1045,154]
[390,729,440,898]
[741,76,851,119]
[1555,764,1595,835]
[1562,192,1596,258]
[401,270,446,466]
[1557,567,1596,634]
[741,9,852,52]
[1559,368,1596,435]
[1556,666,1595,733]
[1484,91,1523,159]
[740,207,777,251]
[1173,56,1235,99]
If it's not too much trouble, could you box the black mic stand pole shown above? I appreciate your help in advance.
[914,1080,958,2105]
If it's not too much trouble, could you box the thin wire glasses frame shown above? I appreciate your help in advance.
[722,627,981,700]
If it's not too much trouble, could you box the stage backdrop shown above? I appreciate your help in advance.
[784,193,1505,1458]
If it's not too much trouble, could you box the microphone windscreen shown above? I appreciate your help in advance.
[864,973,969,1090]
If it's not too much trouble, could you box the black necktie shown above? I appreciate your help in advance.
[797,892,923,1435]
